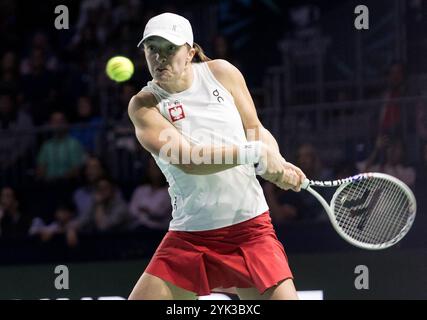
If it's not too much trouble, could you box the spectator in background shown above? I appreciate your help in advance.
[20,32,59,75]
[211,35,241,70]
[266,143,330,224]
[120,83,137,118]
[129,157,171,231]
[29,203,77,247]
[106,83,140,182]
[70,0,113,60]
[72,156,107,222]
[0,187,31,237]
[20,48,58,125]
[115,82,137,130]
[0,1,19,50]
[289,4,321,39]
[111,82,138,123]
[112,0,143,28]
[295,143,331,180]
[73,177,131,233]
[378,62,407,137]
[74,0,112,41]
[363,135,416,188]
[36,111,86,182]
[407,0,427,73]
[263,181,297,225]
[70,95,103,153]
[334,160,357,179]
[0,90,35,185]
[0,51,19,93]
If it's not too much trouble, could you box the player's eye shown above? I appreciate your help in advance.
[146,45,156,52]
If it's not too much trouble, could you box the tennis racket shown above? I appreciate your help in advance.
[300,172,416,250]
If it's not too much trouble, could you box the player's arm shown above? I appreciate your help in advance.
[208,59,305,190]
[207,60,280,153]
[128,92,253,175]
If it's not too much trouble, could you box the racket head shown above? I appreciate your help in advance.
[329,173,416,250]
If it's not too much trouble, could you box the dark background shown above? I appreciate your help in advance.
[0,0,426,299]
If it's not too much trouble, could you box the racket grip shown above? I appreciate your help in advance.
[301,178,310,190]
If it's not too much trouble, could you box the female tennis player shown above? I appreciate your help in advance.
[128,12,306,300]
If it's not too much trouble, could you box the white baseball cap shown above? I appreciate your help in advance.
[137,13,194,48]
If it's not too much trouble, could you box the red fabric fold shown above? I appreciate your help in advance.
[145,211,293,296]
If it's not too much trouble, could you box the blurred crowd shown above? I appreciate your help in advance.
[0,0,180,244]
[1,155,171,245]
[0,0,426,251]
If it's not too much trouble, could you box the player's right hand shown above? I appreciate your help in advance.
[276,159,306,192]
[258,147,305,192]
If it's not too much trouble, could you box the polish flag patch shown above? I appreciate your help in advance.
[168,103,186,122]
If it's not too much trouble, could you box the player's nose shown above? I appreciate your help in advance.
[155,53,167,63]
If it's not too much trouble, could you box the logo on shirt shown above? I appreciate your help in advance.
[168,101,186,122]
[212,89,224,103]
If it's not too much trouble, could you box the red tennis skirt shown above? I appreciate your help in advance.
[145,211,293,296]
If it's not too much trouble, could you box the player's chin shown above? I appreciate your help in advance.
[154,72,173,82]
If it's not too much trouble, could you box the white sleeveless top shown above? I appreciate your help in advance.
[141,62,269,231]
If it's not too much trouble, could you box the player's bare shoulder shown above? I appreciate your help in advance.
[128,91,159,127]
[128,91,158,114]
[206,59,238,77]
[206,59,243,93]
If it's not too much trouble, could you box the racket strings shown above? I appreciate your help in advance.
[344,180,381,243]
[348,179,408,243]
[359,178,394,242]
[333,177,413,245]
[374,181,408,242]
[355,182,408,243]
[362,180,404,243]
[372,179,411,243]
[335,178,372,240]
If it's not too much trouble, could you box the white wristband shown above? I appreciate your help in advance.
[238,141,262,165]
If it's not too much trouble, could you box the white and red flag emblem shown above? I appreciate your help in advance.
[168,102,185,122]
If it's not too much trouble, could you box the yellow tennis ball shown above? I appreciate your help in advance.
[106,56,134,82]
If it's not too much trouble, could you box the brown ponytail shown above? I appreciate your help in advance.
[191,42,211,62]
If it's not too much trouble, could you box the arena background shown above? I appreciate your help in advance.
[0,0,426,300]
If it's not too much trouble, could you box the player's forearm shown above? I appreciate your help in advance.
[244,125,280,154]
[172,145,239,175]
[165,143,261,175]
[259,127,280,154]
